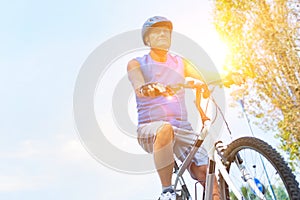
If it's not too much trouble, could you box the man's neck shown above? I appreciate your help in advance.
[150,48,168,62]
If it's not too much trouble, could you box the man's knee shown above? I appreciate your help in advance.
[189,163,207,182]
[154,123,174,148]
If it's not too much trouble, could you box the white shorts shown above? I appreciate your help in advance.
[137,121,208,167]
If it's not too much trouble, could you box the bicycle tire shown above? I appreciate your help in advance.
[218,137,300,200]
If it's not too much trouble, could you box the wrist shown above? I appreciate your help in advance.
[135,87,144,97]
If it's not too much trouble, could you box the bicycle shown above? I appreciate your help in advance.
[141,81,300,200]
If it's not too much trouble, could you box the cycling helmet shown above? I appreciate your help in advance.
[142,16,173,45]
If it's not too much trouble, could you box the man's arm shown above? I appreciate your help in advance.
[127,59,145,97]
[183,58,244,87]
[183,58,206,81]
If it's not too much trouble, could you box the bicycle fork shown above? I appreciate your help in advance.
[214,144,245,200]
[203,160,216,200]
[234,157,266,200]
[214,145,266,200]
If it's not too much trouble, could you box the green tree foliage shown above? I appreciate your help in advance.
[230,184,288,199]
[213,0,300,169]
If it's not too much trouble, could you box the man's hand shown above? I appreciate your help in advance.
[139,83,173,97]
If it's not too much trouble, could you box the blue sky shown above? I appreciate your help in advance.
[1,1,299,200]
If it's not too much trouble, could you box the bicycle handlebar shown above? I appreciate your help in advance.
[167,82,210,97]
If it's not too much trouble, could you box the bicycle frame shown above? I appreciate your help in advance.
[174,127,267,200]
[172,83,266,200]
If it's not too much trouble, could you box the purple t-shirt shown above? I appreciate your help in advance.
[135,53,193,130]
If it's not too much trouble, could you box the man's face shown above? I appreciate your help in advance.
[146,26,171,50]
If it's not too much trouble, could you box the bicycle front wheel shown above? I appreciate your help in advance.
[218,137,300,200]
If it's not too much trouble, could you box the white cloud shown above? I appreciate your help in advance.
[0,175,52,192]
[0,134,100,192]
[0,140,39,159]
